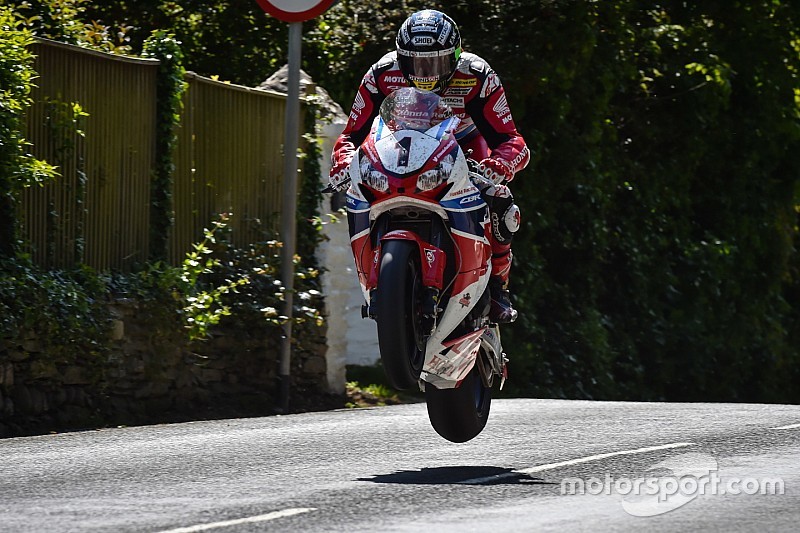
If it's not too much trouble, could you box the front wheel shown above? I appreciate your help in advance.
[425,363,492,443]
[375,240,425,390]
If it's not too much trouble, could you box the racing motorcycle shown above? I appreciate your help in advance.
[328,87,507,443]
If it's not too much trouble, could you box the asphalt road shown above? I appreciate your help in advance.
[1,399,799,532]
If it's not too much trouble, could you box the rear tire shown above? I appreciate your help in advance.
[425,363,492,443]
[375,240,425,390]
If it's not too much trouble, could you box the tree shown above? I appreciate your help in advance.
[0,6,58,257]
[7,0,799,402]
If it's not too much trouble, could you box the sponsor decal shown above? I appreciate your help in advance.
[426,352,473,380]
[507,206,521,232]
[492,212,503,241]
[460,194,481,205]
[442,96,465,108]
[438,20,452,45]
[425,248,436,267]
[481,72,501,98]
[400,26,411,44]
[458,293,472,308]
[384,75,406,84]
[449,78,478,88]
[353,91,366,112]
[411,78,436,91]
[443,87,472,96]
[510,146,530,170]
[493,93,510,117]
[364,72,378,94]
[413,36,435,46]
[493,184,512,199]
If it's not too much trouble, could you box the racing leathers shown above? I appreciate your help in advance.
[331,51,530,321]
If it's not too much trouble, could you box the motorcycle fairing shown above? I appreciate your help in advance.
[421,328,485,388]
[368,116,461,181]
[343,110,501,389]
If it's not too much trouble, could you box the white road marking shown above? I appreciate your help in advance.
[156,508,317,533]
[772,423,800,430]
[458,442,696,485]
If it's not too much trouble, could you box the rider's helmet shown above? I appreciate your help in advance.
[396,10,462,94]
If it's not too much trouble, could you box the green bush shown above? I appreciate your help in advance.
[0,6,58,257]
[178,215,324,342]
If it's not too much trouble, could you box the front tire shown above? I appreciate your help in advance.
[425,363,492,443]
[375,240,425,390]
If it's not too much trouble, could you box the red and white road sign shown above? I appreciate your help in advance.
[256,0,337,22]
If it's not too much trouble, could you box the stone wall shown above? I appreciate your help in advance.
[0,299,339,437]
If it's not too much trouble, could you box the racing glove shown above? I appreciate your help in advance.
[478,157,514,185]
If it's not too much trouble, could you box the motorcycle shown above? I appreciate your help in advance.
[329,87,507,443]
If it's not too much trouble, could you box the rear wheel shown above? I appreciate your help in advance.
[375,240,425,390]
[425,360,492,443]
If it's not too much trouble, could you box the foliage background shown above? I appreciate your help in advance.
[7,0,800,403]
[1,2,324,377]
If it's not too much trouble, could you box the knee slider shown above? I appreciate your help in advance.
[484,185,520,244]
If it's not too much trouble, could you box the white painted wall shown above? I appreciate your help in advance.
[258,67,380,394]
[318,121,380,395]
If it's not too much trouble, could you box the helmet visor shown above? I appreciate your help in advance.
[398,48,460,91]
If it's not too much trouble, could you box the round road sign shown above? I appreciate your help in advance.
[256,0,338,23]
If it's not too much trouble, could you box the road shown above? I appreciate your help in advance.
[1,399,799,532]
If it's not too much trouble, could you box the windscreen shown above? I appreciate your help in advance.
[379,87,453,132]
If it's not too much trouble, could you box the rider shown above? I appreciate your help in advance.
[329,9,530,323]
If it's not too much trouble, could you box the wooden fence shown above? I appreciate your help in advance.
[172,73,288,265]
[22,39,294,270]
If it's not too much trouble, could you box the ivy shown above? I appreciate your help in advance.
[0,256,112,373]
[142,30,186,262]
[297,93,326,268]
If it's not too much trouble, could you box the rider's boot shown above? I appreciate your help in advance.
[487,229,518,323]
[489,276,517,324]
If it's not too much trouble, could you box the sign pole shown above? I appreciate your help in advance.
[278,20,303,413]
[256,0,337,413]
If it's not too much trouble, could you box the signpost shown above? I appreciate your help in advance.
[256,0,337,412]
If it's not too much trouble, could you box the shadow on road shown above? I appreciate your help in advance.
[358,466,551,485]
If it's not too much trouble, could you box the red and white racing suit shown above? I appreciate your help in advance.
[331,50,531,283]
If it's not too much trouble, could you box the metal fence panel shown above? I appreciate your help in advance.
[170,74,288,265]
[22,39,157,270]
[22,40,294,271]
